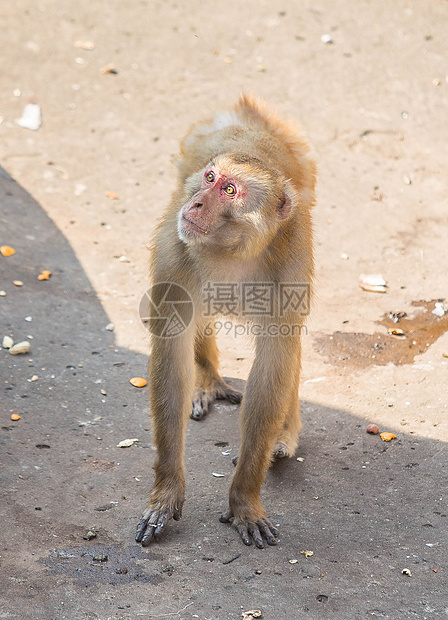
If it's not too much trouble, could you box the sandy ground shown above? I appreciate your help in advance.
[1,1,448,618]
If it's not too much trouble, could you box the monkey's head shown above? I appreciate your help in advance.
[177,154,298,258]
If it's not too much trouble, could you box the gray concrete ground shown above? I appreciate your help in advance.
[1,165,447,619]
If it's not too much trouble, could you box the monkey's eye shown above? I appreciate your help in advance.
[225,184,236,195]
[205,171,215,183]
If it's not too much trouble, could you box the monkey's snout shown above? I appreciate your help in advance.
[192,202,203,210]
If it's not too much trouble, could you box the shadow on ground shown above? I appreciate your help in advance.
[1,168,447,619]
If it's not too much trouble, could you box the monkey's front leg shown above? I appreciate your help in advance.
[136,329,195,546]
[220,336,301,548]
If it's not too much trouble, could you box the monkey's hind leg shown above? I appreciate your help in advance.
[192,330,243,421]
[231,388,301,466]
[273,401,301,459]
[273,359,301,459]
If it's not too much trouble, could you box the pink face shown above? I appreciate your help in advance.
[178,167,246,239]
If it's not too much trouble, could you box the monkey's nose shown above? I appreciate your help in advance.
[192,202,203,210]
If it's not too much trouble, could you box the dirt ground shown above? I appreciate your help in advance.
[1,1,447,619]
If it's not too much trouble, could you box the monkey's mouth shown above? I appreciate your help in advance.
[181,215,209,235]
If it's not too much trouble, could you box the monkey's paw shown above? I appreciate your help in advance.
[231,442,291,467]
[135,503,182,546]
[219,510,279,549]
[273,442,291,459]
[191,384,242,421]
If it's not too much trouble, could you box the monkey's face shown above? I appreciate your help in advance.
[177,155,294,257]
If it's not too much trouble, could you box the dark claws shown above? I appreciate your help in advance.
[136,507,175,545]
[191,386,242,421]
[226,389,243,404]
[219,510,233,523]
[220,511,279,548]
[191,396,208,421]
[274,443,289,459]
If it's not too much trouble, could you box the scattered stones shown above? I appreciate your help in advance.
[2,336,14,349]
[117,438,139,448]
[359,273,388,293]
[380,432,397,442]
[242,611,262,620]
[0,245,15,256]
[16,103,42,131]
[129,377,147,388]
[74,40,95,51]
[301,550,314,559]
[9,341,30,355]
[321,34,333,44]
[37,270,52,281]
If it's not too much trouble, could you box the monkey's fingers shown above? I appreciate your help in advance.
[243,519,279,548]
[273,443,289,459]
[219,509,233,523]
[258,519,279,545]
[191,394,208,421]
[223,386,243,404]
[220,511,279,548]
[136,507,172,546]
[236,522,254,547]
[135,508,159,545]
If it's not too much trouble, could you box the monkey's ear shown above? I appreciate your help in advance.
[276,186,294,220]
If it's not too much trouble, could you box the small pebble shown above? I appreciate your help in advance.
[17,103,42,131]
[1,245,16,257]
[37,270,52,281]
[366,424,379,434]
[9,341,31,355]
[129,377,147,388]
[2,336,14,349]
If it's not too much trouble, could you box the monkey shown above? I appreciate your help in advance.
[135,95,316,549]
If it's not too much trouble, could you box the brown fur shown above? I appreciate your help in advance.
[135,96,316,548]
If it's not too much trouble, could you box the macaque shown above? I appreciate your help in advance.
[135,96,316,548]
